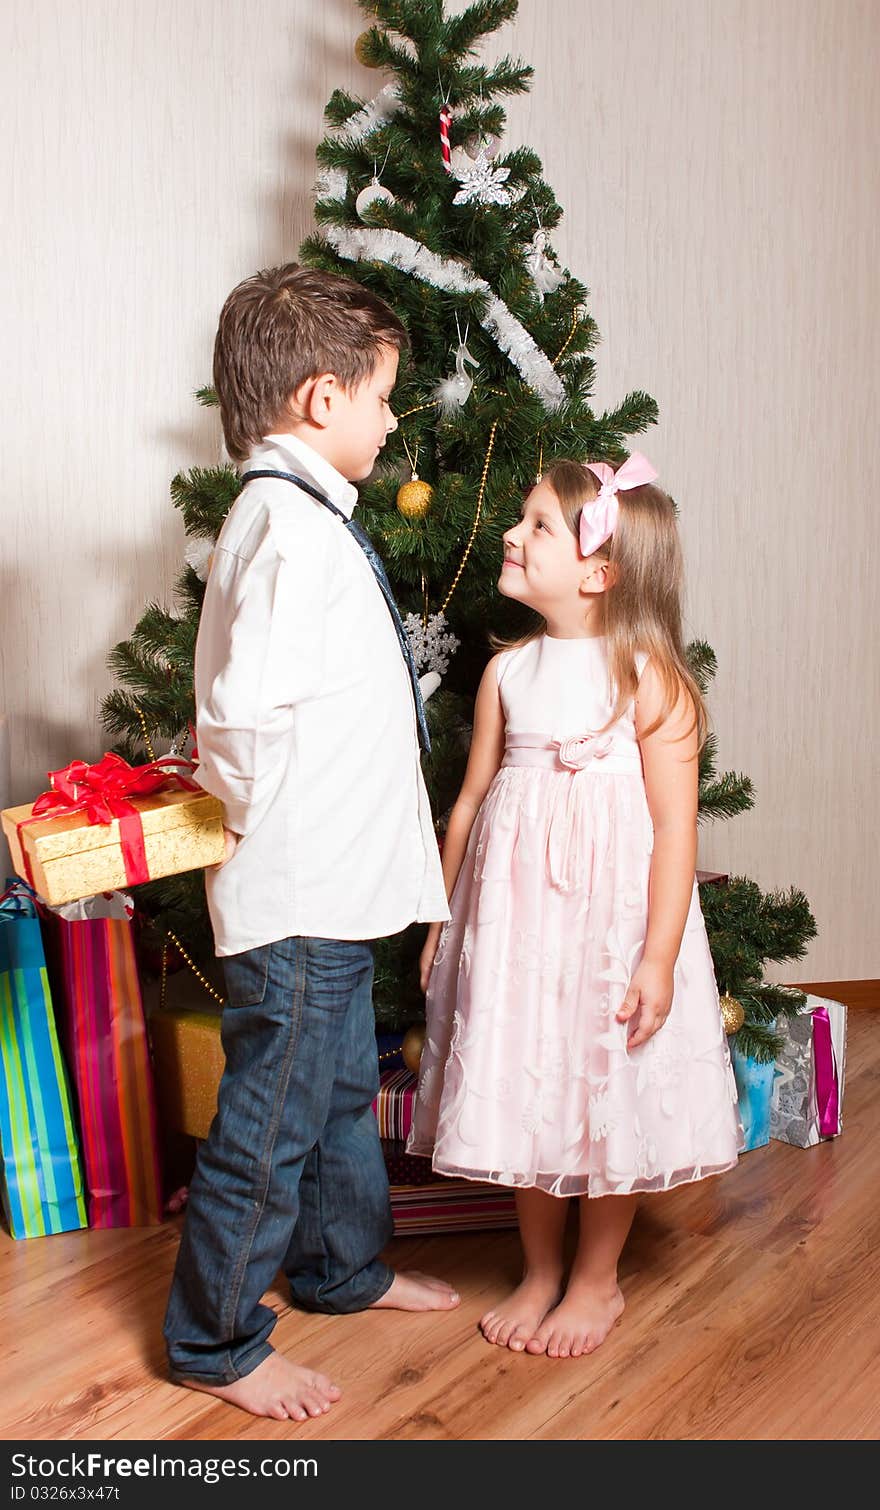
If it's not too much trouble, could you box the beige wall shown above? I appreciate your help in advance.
[2,0,878,978]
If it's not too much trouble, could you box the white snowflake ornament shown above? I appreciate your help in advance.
[452,147,524,208]
[403,611,461,678]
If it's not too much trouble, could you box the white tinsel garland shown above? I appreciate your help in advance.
[325,224,565,411]
[314,83,401,202]
[316,87,566,413]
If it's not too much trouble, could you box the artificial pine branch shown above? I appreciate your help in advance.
[170,466,240,537]
[698,771,756,821]
[361,0,442,51]
[686,638,717,693]
[731,1021,784,1064]
[323,89,365,129]
[443,0,520,56]
[356,31,420,78]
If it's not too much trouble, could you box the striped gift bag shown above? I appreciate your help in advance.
[0,881,87,1238]
[44,892,162,1228]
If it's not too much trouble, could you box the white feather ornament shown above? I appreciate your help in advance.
[433,318,479,413]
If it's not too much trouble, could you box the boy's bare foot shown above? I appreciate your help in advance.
[179,1350,341,1421]
[525,1280,625,1358]
[369,1269,460,1311]
[479,1273,562,1351]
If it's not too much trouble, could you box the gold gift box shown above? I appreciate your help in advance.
[149,1007,225,1142]
[1,787,226,906]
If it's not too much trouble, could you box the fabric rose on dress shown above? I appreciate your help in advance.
[555,732,614,769]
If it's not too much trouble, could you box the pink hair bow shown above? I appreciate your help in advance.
[579,451,659,557]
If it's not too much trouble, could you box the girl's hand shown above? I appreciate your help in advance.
[420,922,444,993]
[617,959,674,1048]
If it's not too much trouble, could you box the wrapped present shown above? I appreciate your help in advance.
[382,1139,440,1188]
[770,995,846,1148]
[372,1064,418,1142]
[2,752,225,906]
[0,882,88,1238]
[43,891,163,1227]
[730,1041,776,1151]
[388,1178,518,1236]
[375,1064,520,1234]
[149,1006,226,1142]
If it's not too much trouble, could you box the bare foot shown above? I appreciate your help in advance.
[526,1280,625,1358]
[180,1350,341,1421]
[369,1269,460,1312]
[479,1273,562,1351]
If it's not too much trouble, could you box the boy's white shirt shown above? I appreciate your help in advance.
[194,433,449,956]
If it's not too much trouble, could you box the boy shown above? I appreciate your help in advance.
[164,264,456,1423]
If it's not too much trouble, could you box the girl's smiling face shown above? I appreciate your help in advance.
[499,478,593,618]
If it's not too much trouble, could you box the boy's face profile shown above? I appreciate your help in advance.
[291,342,399,482]
[334,342,400,480]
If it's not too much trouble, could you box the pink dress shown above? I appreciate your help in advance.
[407,634,743,1197]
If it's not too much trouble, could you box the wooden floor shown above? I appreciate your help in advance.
[3,982,878,1442]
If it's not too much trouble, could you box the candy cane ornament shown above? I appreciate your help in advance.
[439,104,452,173]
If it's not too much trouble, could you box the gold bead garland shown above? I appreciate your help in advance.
[396,401,438,421]
[552,309,579,367]
[440,419,498,616]
[158,929,225,1013]
[135,703,156,762]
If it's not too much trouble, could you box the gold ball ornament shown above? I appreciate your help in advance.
[354,31,381,67]
[719,993,745,1035]
[396,477,434,519]
[401,1023,426,1073]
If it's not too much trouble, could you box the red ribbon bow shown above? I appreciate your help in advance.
[19,752,200,892]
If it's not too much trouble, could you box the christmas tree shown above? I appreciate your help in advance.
[101,0,814,1059]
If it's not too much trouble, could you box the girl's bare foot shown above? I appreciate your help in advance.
[369,1269,460,1311]
[480,1273,562,1351]
[526,1280,625,1358]
[179,1350,341,1421]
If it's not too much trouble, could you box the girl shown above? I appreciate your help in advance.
[407,455,743,1360]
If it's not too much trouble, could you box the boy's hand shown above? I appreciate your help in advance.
[617,958,675,1048]
[212,826,239,871]
[419,922,444,993]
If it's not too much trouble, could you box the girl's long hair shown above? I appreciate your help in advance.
[495,459,708,746]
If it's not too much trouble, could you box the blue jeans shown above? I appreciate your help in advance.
[163,935,394,1384]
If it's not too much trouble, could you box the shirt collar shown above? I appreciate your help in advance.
[249,434,359,519]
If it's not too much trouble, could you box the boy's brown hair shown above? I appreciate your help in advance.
[213,263,409,463]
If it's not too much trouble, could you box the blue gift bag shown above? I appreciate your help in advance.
[730,1041,776,1152]
[0,881,87,1237]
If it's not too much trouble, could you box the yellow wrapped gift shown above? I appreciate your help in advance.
[2,752,225,906]
[149,1007,225,1142]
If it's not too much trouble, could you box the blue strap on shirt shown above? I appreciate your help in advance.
[239,468,431,754]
